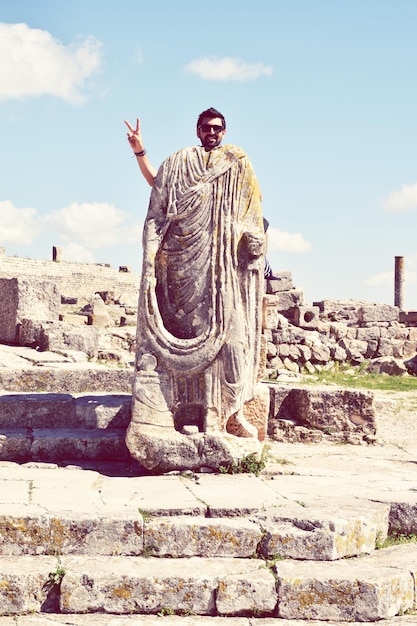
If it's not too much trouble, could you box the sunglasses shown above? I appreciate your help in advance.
[199,124,224,133]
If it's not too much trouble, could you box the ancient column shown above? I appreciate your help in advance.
[394,256,404,310]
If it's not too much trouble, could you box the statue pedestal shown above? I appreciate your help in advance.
[126,381,269,474]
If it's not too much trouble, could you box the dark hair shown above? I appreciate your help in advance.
[197,107,226,129]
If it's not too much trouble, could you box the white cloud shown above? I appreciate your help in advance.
[0,199,142,259]
[61,243,95,264]
[43,202,141,248]
[0,22,102,103]
[363,271,393,287]
[267,227,312,253]
[0,200,42,244]
[185,56,273,81]
[383,183,417,212]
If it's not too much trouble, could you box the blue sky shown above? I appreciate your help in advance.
[1,0,416,309]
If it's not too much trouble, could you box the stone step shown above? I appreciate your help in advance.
[0,545,416,620]
[0,393,131,429]
[0,503,388,561]
[0,427,129,463]
[0,363,133,393]
[0,464,391,562]
[0,392,132,466]
[2,618,417,626]
[1,616,417,626]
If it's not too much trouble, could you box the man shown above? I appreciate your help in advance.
[125,108,266,471]
[125,113,278,280]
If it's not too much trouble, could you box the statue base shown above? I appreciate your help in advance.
[126,383,269,474]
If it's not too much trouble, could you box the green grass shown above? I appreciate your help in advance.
[377,532,417,549]
[219,447,269,476]
[299,362,417,393]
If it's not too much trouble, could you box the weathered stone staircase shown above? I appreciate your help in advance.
[0,375,416,625]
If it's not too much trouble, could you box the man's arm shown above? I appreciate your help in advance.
[124,117,157,187]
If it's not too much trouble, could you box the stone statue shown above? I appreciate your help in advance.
[126,108,268,472]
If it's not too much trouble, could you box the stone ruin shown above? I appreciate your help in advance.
[0,249,416,464]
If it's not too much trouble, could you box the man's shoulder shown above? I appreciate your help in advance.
[221,144,247,158]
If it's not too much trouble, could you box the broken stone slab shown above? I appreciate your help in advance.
[276,557,414,621]
[255,500,389,561]
[144,516,262,558]
[57,555,277,616]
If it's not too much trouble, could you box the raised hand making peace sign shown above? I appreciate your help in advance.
[124,117,157,186]
[124,118,145,154]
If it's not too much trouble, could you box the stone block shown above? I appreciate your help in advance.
[262,295,279,330]
[0,277,60,343]
[0,555,59,614]
[270,289,304,316]
[276,558,414,621]
[266,270,293,293]
[144,517,261,557]
[242,382,270,441]
[30,428,129,462]
[268,386,376,443]
[293,305,320,329]
[75,394,131,429]
[258,501,388,561]
[0,510,143,556]
[400,310,417,325]
[366,357,408,376]
[358,304,400,323]
[0,393,77,428]
[0,429,32,460]
[310,344,331,363]
[59,556,277,616]
[39,322,99,359]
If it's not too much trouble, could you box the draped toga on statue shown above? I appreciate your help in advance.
[134,143,265,439]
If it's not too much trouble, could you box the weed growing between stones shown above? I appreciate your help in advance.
[377,532,417,549]
[138,508,153,522]
[219,448,269,476]
[43,558,65,592]
[28,480,34,503]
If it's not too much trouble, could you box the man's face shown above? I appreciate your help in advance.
[197,117,226,150]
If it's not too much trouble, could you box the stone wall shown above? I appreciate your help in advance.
[263,274,417,377]
[0,254,140,306]
[1,253,416,374]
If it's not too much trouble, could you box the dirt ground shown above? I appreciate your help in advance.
[372,389,417,448]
